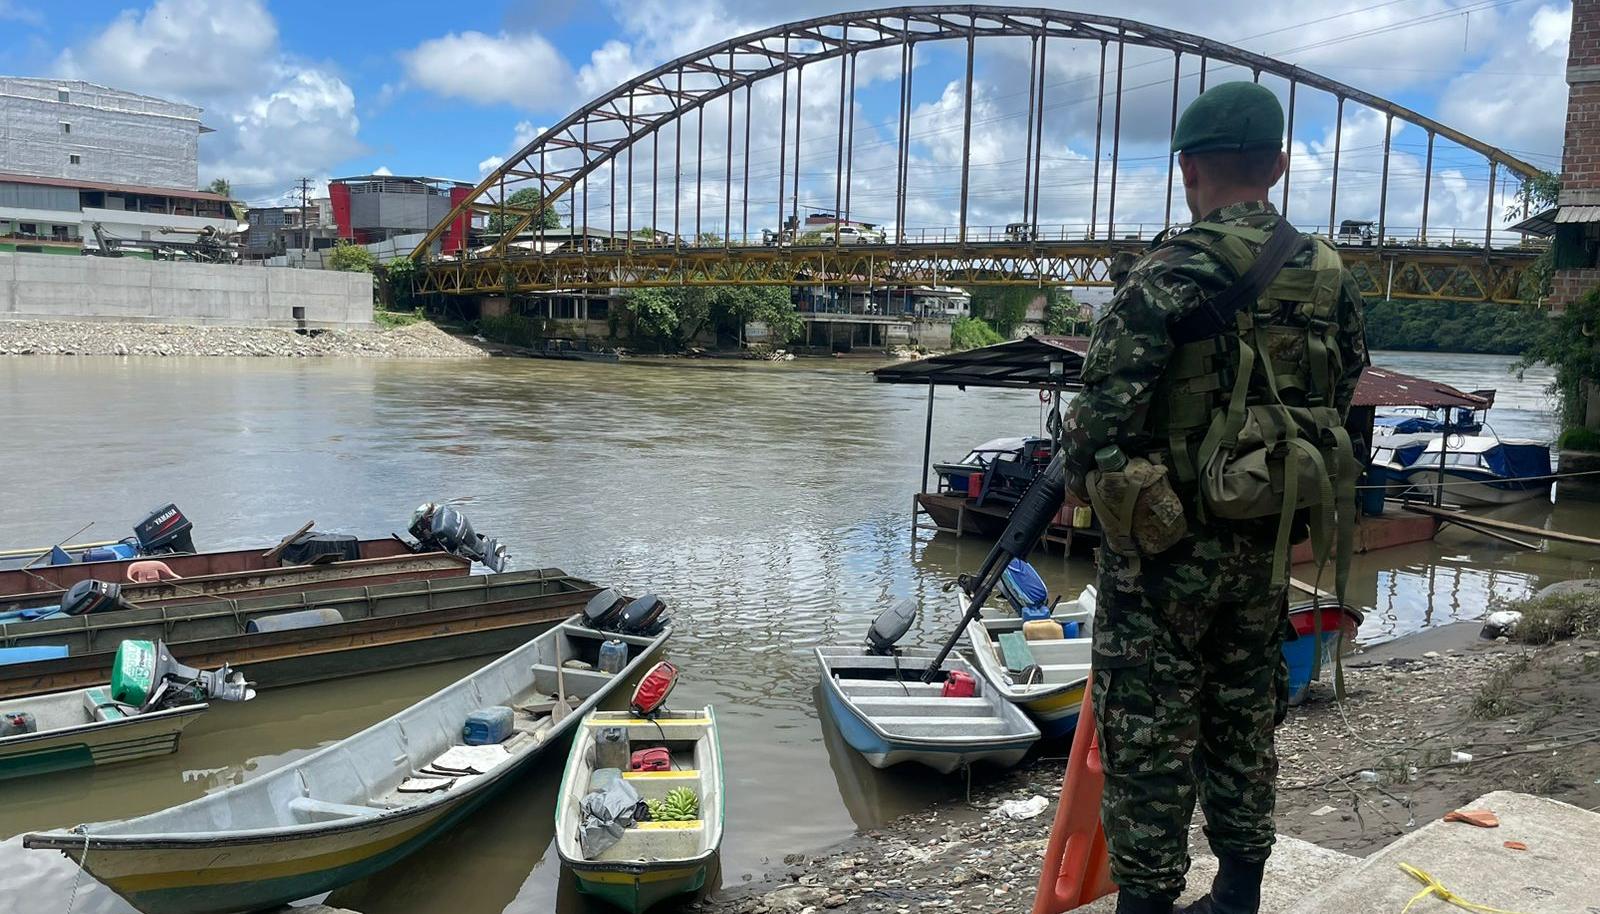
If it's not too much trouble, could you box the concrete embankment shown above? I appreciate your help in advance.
[0,320,488,358]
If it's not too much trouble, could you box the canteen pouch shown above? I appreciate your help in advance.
[1086,457,1187,556]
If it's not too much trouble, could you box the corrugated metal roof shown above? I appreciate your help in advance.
[872,334,1090,389]
[1354,367,1491,409]
[1556,205,1600,224]
[1510,207,1558,237]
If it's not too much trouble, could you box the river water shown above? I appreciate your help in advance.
[0,349,1591,914]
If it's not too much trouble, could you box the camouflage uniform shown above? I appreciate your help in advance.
[1061,200,1368,901]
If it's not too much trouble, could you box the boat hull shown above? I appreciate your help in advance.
[815,648,1039,774]
[570,860,711,913]
[0,705,204,781]
[1402,468,1552,506]
[961,591,1095,740]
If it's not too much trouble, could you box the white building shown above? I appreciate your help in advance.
[0,77,237,256]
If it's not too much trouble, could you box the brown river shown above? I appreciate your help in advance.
[0,350,1591,914]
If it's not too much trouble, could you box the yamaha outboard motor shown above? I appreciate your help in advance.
[133,504,196,555]
[409,503,509,572]
[865,599,919,656]
[60,580,138,617]
[110,639,255,712]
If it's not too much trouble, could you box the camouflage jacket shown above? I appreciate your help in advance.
[1062,200,1370,498]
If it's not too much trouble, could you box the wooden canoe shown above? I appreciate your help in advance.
[0,569,602,700]
[1,551,470,611]
[0,536,423,599]
[558,707,725,913]
[26,615,672,914]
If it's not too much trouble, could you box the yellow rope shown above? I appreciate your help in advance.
[1398,864,1531,914]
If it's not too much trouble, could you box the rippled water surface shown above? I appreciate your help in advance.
[0,349,1588,914]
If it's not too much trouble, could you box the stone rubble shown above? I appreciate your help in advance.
[0,320,488,359]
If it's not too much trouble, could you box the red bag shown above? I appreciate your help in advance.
[630,747,671,771]
[942,670,976,698]
[629,660,679,716]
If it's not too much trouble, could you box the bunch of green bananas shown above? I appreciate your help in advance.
[645,787,699,822]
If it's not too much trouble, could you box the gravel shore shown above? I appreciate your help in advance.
[0,320,488,358]
[699,635,1600,914]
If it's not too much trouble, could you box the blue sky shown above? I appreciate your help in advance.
[0,0,1573,235]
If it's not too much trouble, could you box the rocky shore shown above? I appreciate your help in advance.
[699,632,1600,914]
[0,320,487,359]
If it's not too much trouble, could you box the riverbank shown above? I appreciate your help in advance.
[702,632,1600,914]
[0,319,487,358]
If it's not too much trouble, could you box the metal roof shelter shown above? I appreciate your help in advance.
[1353,367,1492,410]
[872,335,1091,391]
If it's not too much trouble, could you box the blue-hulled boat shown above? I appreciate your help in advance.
[1401,436,1554,506]
[1283,602,1363,705]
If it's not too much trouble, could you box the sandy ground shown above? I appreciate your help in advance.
[696,633,1600,914]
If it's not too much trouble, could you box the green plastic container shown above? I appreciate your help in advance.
[110,640,158,708]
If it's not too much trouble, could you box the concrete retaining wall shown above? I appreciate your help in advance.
[0,252,373,328]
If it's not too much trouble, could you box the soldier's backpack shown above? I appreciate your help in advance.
[1152,219,1359,606]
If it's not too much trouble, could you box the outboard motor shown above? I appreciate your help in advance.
[59,580,138,617]
[999,558,1053,622]
[582,588,626,630]
[409,503,509,572]
[865,599,918,656]
[133,504,196,555]
[110,639,255,712]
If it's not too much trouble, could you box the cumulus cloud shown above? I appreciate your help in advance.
[371,165,394,176]
[54,0,362,202]
[401,30,572,108]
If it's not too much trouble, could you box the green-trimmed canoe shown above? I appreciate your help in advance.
[25,615,670,914]
[0,684,208,781]
[557,707,724,913]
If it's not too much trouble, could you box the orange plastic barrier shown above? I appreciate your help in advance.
[1033,688,1118,914]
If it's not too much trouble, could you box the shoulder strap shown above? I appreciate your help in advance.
[1172,219,1303,343]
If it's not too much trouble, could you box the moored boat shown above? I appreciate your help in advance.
[25,604,672,914]
[961,587,1096,739]
[0,639,252,781]
[0,569,603,700]
[1401,436,1553,506]
[557,705,724,912]
[1284,601,1363,705]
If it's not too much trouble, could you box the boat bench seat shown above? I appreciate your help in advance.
[530,663,613,695]
[621,769,700,800]
[851,696,992,718]
[872,715,1018,737]
[833,679,945,698]
[83,687,131,723]
[594,820,705,862]
[289,797,380,823]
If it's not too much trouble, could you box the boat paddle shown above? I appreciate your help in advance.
[921,450,1068,683]
[552,633,574,724]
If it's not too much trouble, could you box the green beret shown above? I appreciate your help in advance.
[1171,81,1284,154]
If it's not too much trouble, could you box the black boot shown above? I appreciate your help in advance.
[1176,855,1266,914]
[1116,891,1176,914]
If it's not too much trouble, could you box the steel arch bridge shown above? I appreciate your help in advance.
[410,5,1548,305]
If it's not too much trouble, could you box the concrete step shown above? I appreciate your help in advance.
[1074,836,1356,914]
[1298,791,1600,914]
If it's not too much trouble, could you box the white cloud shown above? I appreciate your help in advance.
[1440,3,1569,161]
[371,165,394,176]
[401,30,572,108]
[0,0,45,26]
[578,40,647,98]
[54,0,362,202]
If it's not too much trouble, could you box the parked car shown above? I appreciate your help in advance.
[817,224,885,245]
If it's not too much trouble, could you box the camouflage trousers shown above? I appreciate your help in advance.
[1090,532,1289,901]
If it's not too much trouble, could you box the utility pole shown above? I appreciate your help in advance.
[297,177,312,253]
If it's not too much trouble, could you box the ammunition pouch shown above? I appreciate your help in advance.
[1087,457,1188,557]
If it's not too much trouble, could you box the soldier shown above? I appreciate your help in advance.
[1060,81,1369,914]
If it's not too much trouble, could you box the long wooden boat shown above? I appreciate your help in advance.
[0,686,207,781]
[0,569,601,700]
[0,536,422,599]
[25,614,672,914]
[962,587,1096,739]
[558,707,724,913]
[1,552,470,612]
[815,645,1039,772]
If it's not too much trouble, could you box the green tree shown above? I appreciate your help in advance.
[623,285,801,351]
[1042,288,1085,335]
[1515,289,1600,448]
[326,240,377,273]
[379,258,418,309]
[204,177,232,197]
[1361,299,1547,355]
[967,287,1032,337]
[1508,171,1560,301]
[950,316,1004,350]
[487,188,562,234]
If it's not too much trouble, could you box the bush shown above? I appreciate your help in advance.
[1508,591,1600,645]
[326,241,376,273]
[1514,289,1600,437]
[950,317,1004,350]
[1559,426,1600,453]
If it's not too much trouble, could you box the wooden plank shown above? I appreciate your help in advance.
[1436,517,1540,550]
[262,520,316,562]
[1289,577,1336,601]
[1403,504,1600,548]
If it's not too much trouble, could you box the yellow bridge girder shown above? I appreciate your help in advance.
[417,241,1544,306]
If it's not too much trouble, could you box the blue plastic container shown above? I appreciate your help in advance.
[462,705,515,745]
[597,639,629,675]
[1283,631,1342,705]
[1061,620,1080,639]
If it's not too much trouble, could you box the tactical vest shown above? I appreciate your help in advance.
[1142,219,1359,600]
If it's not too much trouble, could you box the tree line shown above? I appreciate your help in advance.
[1361,299,1548,355]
